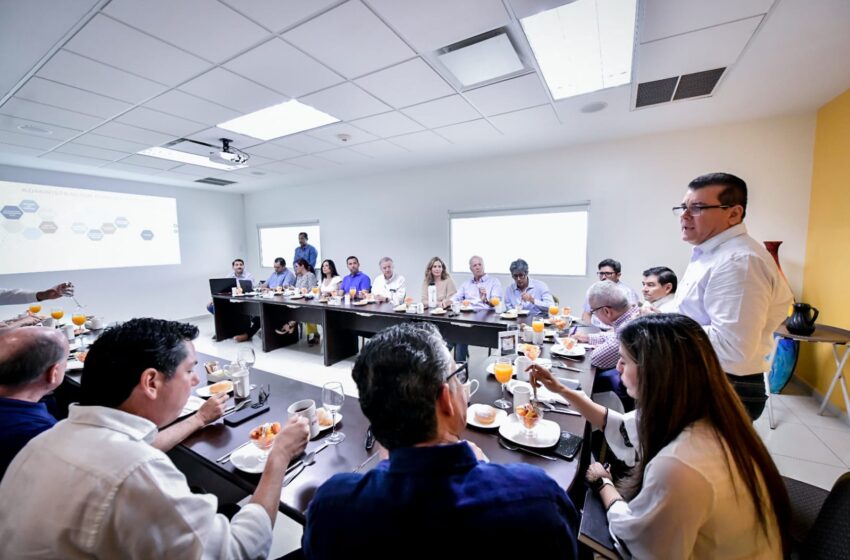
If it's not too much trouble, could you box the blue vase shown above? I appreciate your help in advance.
[769,336,799,393]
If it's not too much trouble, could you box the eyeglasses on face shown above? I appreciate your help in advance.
[597,271,617,278]
[445,362,469,385]
[590,305,610,316]
[671,204,731,217]
[511,272,527,280]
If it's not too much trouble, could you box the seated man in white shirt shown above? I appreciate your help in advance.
[0,317,309,559]
[371,256,406,303]
[641,266,677,312]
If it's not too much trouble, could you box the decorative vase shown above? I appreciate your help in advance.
[764,240,799,393]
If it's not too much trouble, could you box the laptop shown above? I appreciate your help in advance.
[209,278,254,295]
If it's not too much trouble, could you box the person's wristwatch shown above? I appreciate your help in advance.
[589,476,613,493]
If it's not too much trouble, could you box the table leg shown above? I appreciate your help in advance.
[818,344,850,423]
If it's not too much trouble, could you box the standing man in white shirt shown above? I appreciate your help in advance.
[0,317,309,559]
[371,257,406,303]
[674,172,792,420]
[0,282,74,305]
[641,266,677,312]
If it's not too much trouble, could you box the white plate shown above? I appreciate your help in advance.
[393,304,407,312]
[179,395,205,417]
[500,312,518,320]
[466,404,507,429]
[196,382,233,398]
[66,358,84,371]
[289,294,304,299]
[352,300,370,306]
[487,358,551,375]
[316,407,343,431]
[460,307,475,312]
[498,414,560,448]
[551,343,586,357]
[430,308,446,315]
[516,309,530,316]
[507,379,569,405]
[229,443,268,474]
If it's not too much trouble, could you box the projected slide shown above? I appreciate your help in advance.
[0,181,180,274]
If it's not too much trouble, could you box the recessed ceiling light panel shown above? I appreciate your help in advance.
[522,0,637,100]
[138,146,245,170]
[217,100,339,141]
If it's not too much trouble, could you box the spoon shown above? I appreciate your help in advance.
[498,438,557,461]
[283,447,321,486]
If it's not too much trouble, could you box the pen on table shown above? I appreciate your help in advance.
[569,325,578,336]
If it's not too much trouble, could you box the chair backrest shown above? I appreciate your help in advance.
[802,472,850,559]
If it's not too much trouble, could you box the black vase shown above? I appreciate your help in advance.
[786,303,819,336]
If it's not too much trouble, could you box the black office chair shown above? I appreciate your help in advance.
[799,472,850,559]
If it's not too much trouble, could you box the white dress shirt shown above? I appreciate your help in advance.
[0,405,272,559]
[649,293,677,313]
[320,275,342,294]
[371,273,406,299]
[675,224,793,375]
[607,419,781,559]
[0,288,37,305]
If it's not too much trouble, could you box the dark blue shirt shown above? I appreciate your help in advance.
[294,244,318,269]
[303,442,578,559]
[0,397,56,479]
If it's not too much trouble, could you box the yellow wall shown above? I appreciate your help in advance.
[797,87,850,411]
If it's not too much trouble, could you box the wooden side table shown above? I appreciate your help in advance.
[772,323,850,427]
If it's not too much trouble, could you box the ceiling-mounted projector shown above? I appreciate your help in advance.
[209,138,249,166]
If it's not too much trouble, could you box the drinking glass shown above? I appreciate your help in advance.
[322,382,345,444]
[51,307,64,323]
[311,286,319,298]
[250,423,278,463]
[349,287,356,299]
[28,303,41,314]
[493,357,513,410]
[531,319,544,333]
[548,305,560,320]
[237,347,256,369]
[71,308,87,350]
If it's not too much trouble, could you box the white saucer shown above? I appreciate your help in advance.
[430,308,446,315]
[460,307,475,312]
[179,395,205,417]
[393,304,407,312]
[466,404,507,429]
[196,382,233,398]
[516,309,530,316]
[352,300,370,306]
[316,407,343,431]
[506,379,569,405]
[498,414,560,448]
[500,312,518,320]
[230,443,268,473]
[289,294,305,300]
[551,343,586,357]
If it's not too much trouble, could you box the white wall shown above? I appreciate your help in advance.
[0,165,246,322]
[244,114,816,308]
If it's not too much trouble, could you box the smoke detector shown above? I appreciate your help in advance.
[336,133,352,142]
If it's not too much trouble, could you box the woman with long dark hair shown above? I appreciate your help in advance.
[530,313,788,558]
[318,259,342,296]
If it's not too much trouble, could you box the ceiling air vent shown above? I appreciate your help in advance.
[635,77,678,107]
[674,68,726,100]
[635,67,726,108]
[195,177,236,186]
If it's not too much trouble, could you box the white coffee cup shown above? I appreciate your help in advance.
[287,398,320,438]
[522,329,533,343]
[513,384,532,410]
[462,379,480,403]
[41,317,55,328]
[514,356,532,382]
[451,301,461,314]
[231,367,251,399]
[90,317,104,330]
[62,324,75,341]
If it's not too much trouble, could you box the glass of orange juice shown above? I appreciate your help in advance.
[51,308,64,321]
[490,296,500,308]
[311,286,319,298]
[493,357,513,410]
[531,319,544,333]
[349,287,356,298]
[548,305,559,319]
[29,303,42,314]
[72,309,87,349]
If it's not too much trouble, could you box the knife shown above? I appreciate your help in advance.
[285,441,331,475]
[222,399,252,417]
[552,363,582,373]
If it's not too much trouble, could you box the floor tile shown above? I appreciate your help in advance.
[759,422,844,466]
[812,426,850,468]
[771,455,847,491]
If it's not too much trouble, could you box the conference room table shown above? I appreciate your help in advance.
[212,293,512,366]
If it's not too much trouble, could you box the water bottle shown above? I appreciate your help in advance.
[427,282,437,309]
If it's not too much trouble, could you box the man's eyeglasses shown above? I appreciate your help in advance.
[445,362,469,385]
[511,272,527,280]
[672,204,731,217]
[597,271,617,278]
[590,305,609,316]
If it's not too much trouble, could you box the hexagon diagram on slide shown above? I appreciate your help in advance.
[87,229,104,241]
[140,229,154,241]
[23,228,42,240]
[39,221,58,234]
[19,200,39,213]
[115,217,129,228]
[101,223,117,234]
[71,222,87,234]
[1,205,23,220]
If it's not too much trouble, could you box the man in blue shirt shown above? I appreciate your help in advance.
[340,255,371,294]
[504,258,555,315]
[302,322,578,559]
[264,257,295,289]
[293,232,317,269]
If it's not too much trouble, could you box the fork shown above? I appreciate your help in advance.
[498,438,557,461]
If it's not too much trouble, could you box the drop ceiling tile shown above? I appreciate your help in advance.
[154,170,202,181]
[0,129,64,151]
[271,134,335,154]
[464,73,550,116]
[488,104,561,135]
[16,77,132,119]
[641,0,774,43]
[36,50,167,103]
[102,161,166,174]
[401,95,481,128]
[366,0,511,52]
[144,90,242,126]
[55,143,129,161]
[225,38,344,98]
[301,82,390,121]
[387,130,452,151]
[167,164,223,176]
[188,127,263,150]
[39,152,109,167]
[288,155,338,170]
[221,0,341,32]
[1,98,102,132]
[73,133,150,153]
[0,114,82,142]
[434,119,500,143]
[118,154,183,170]
[351,111,425,137]
[637,16,763,82]
[104,0,269,63]
[179,68,285,114]
[283,1,414,79]
[244,142,303,160]
[0,143,45,157]
[64,15,211,85]
[355,58,456,108]
[116,107,207,137]
[93,121,174,146]
[307,123,378,146]
[257,160,307,174]
[351,140,409,157]
[318,148,373,164]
